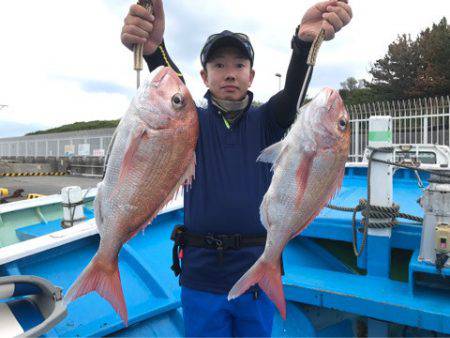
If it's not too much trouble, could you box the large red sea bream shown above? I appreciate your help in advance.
[228,88,350,319]
[65,67,198,325]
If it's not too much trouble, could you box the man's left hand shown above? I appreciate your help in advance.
[298,0,353,42]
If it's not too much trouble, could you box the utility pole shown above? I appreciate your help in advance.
[275,73,282,91]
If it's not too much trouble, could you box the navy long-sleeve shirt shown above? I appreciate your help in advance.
[145,35,312,293]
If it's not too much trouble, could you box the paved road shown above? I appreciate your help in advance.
[0,176,101,197]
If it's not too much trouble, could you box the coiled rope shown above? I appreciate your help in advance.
[325,147,442,257]
[328,199,423,257]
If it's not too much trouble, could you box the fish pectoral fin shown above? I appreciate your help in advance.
[295,151,316,208]
[128,152,197,238]
[182,153,196,189]
[118,124,151,182]
[326,166,346,207]
[257,141,287,170]
[291,166,344,239]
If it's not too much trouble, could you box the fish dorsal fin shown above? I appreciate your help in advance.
[257,141,287,169]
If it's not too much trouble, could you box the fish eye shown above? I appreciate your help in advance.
[171,93,185,109]
[338,119,347,130]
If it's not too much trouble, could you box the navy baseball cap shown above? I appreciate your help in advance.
[200,30,255,68]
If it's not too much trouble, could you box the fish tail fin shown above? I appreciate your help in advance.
[64,255,128,326]
[228,258,286,320]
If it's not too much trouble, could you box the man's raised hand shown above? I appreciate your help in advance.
[121,0,165,55]
[298,0,352,42]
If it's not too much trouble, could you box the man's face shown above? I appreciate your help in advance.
[200,47,255,101]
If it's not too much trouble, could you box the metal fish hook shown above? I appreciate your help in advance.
[134,0,154,89]
[296,28,326,113]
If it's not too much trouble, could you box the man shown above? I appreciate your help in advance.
[121,1,352,336]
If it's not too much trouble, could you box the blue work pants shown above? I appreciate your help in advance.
[181,286,275,337]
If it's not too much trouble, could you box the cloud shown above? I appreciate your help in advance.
[0,120,48,138]
[0,0,448,138]
[53,76,134,96]
[80,80,134,96]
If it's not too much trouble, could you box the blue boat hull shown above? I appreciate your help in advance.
[1,168,449,337]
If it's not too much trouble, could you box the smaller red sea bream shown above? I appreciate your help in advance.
[228,88,350,320]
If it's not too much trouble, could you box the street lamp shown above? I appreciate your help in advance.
[275,73,282,91]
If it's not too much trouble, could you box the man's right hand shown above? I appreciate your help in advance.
[121,0,165,56]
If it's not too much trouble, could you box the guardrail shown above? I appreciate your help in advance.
[0,172,67,177]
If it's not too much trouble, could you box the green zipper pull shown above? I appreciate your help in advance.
[222,115,231,130]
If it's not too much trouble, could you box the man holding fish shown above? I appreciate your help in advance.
[118,1,353,336]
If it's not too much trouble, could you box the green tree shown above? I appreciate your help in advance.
[27,120,119,135]
[411,17,450,97]
[339,78,379,106]
[339,88,379,107]
[368,17,449,99]
[368,34,420,100]
[340,77,359,91]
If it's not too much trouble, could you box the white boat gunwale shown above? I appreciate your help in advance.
[0,193,184,266]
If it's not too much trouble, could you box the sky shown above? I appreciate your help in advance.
[0,0,448,137]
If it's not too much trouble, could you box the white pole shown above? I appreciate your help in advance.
[447,96,450,147]
[368,116,393,233]
[275,73,282,91]
[366,116,394,277]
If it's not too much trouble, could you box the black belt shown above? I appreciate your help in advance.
[170,225,267,277]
